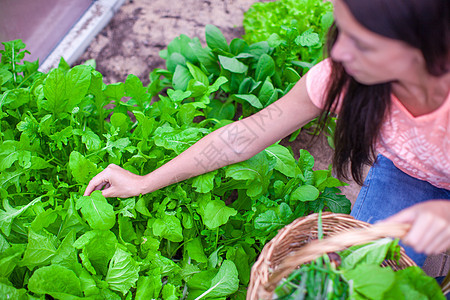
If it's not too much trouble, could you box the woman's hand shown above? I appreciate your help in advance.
[84,164,145,198]
[381,200,450,255]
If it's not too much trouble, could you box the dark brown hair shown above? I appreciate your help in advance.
[319,0,450,185]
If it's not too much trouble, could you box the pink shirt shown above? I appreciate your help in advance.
[306,59,450,190]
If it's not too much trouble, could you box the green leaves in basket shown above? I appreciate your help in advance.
[340,240,445,300]
[276,238,445,300]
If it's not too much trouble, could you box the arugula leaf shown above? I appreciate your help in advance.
[73,230,118,276]
[384,267,445,300]
[106,247,140,295]
[20,229,57,270]
[265,144,297,177]
[76,191,115,231]
[152,214,184,242]
[205,24,230,52]
[218,56,248,74]
[0,244,25,278]
[0,196,41,236]
[343,264,395,300]
[0,280,27,300]
[69,151,99,185]
[194,260,239,299]
[186,237,208,263]
[255,54,275,81]
[28,264,83,298]
[340,238,398,270]
[291,185,320,202]
[136,276,162,299]
[202,199,237,229]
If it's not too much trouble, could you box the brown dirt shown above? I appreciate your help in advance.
[76,0,361,204]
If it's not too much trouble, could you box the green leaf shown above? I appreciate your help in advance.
[258,78,275,106]
[265,144,296,177]
[195,260,239,299]
[189,41,220,75]
[206,99,235,120]
[384,267,445,300]
[0,196,41,236]
[152,214,183,242]
[341,238,397,270]
[167,89,192,103]
[106,247,140,295]
[51,230,80,272]
[76,191,115,231]
[319,187,351,214]
[173,64,193,91]
[20,229,58,270]
[202,200,237,229]
[227,245,251,285]
[69,151,99,185]
[73,230,118,276]
[28,264,83,298]
[0,68,12,86]
[218,56,248,74]
[0,244,25,278]
[254,210,283,232]
[225,153,271,198]
[42,65,91,116]
[166,52,187,73]
[343,264,395,300]
[267,33,284,48]
[192,171,217,193]
[234,94,263,109]
[296,29,321,47]
[298,149,315,171]
[42,68,66,115]
[186,269,216,291]
[104,82,125,100]
[79,269,100,297]
[284,67,301,83]
[76,129,102,151]
[162,283,179,300]
[154,125,209,155]
[65,65,92,107]
[291,185,320,201]
[0,280,27,300]
[205,24,230,52]
[136,276,162,300]
[187,62,209,86]
[186,237,208,263]
[208,76,228,93]
[167,34,199,64]
[255,54,275,81]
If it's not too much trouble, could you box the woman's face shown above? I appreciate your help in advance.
[330,0,424,85]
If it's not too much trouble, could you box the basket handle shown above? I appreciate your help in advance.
[264,222,411,292]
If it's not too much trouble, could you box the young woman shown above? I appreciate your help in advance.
[84,0,450,266]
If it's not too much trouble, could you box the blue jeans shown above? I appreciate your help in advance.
[351,155,450,266]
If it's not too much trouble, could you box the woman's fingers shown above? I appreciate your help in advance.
[83,164,116,196]
[380,200,450,255]
[84,164,145,198]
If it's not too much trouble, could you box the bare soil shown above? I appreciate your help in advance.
[76,0,361,203]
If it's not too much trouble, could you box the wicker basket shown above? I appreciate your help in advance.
[248,212,449,299]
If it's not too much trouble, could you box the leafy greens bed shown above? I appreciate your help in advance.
[0,2,347,299]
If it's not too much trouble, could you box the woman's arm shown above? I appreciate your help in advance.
[84,75,321,198]
[381,200,450,255]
